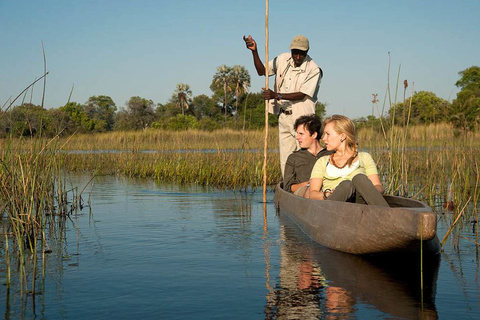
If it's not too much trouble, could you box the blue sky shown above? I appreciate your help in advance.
[1,0,479,119]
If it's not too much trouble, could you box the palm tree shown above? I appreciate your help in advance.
[230,65,251,115]
[210,65,232,117]
[173,83,192,115]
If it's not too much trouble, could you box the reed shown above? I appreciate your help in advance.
[4,122,480,244]
[0,128,279,152]
[361,122,480,246]
[0,135,85,296]
[61,149,282,190]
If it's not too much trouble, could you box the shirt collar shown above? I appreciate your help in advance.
[288,55,311,71]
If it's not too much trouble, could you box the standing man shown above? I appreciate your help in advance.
[243,34,323,176]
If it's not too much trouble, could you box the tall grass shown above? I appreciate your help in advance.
[4,123,479,246]
[0,128,279,152]
[62,148,281,189]
[359,96,480,247]
[0,136,85,296]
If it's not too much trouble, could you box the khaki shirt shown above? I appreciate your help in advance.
[267,52,322,119]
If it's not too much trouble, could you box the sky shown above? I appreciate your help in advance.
[1,0,479,119]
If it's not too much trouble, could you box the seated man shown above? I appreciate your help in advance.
[283,114,332,196]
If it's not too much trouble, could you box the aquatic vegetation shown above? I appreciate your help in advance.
[3,124,480,246]
[3,128,278,151]
[62,149,281,190]
[360,123,480,248]
[0,136,86,296]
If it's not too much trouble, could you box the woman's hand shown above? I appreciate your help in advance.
[323,189,332,198]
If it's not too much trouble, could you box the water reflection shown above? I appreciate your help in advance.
[268,215,440,319]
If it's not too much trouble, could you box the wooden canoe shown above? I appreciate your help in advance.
[274,183,441,255]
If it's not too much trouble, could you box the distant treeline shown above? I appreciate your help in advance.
[1,65,478,137]
[355,66,480,132]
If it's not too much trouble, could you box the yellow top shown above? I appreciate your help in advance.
[310,152,379,191]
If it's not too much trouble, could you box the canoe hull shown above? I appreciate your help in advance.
[274,183,441,255]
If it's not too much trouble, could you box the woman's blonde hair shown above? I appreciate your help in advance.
[324,114,358,167]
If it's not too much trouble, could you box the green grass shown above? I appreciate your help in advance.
[0,135,85,296]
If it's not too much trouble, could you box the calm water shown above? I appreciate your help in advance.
[1,175,479,319]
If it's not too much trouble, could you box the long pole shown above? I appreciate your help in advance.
[263,0,269,217]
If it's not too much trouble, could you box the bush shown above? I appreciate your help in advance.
[195,118,220,131]
[165,114,198,130]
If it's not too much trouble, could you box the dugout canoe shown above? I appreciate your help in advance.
[274,183,441,255]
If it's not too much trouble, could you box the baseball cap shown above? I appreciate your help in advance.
[289,35,309,51]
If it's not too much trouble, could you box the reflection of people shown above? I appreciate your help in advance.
[243,34,323,176]
[283,114,331,197]
[308,115,389,207]
[324,286,356,319]
[272,225,325,319]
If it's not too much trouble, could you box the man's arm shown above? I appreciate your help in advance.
[243,35,266,76]
[290,181,309,193]
[262,89,306,101]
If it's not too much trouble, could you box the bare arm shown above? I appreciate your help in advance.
[307,177,325,200]
[368,174,384,194]
[290,181,309,193]
[262,89,307,101]
[243,35,266,76]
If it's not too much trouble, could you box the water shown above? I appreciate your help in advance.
[1,175,479,319]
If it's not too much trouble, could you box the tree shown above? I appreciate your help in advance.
[455,66,480,91]
[84,95,117,131]
[389,91,450,125]
[191,94,220,120]
[230,65,251,115]
[451,66,480,131]
[60,102,95,133]
[165,114,197,130]
[210,65,233,117]
[114,96,155,130]
[155,102,180,121]
[5,104,49,137]
[315,101,327,120]
[237,92,278,129]
[170,83,192,115]
[46,108,71,136]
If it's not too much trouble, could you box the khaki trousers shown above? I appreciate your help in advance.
[278,113,298,177]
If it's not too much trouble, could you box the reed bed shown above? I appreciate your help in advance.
[3,123,479,246]
[0,128,279,152]
[0,136,84,296]
[62,149,282,190]
[360,123,480,247]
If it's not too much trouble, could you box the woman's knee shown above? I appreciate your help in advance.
[337,180,353,188]
[352,174,371,187]
[335,180,354,194]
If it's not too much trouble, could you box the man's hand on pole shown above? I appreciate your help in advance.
[262,88,276,100]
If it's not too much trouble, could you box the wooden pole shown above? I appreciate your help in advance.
[263,0,269,217]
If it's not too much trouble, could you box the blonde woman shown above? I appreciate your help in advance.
[307,115,389,207]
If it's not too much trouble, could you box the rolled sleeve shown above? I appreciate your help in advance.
[300,68,321,99]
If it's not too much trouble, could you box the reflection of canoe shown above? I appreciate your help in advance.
[274,183,441,255]
[271,216,440,319]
